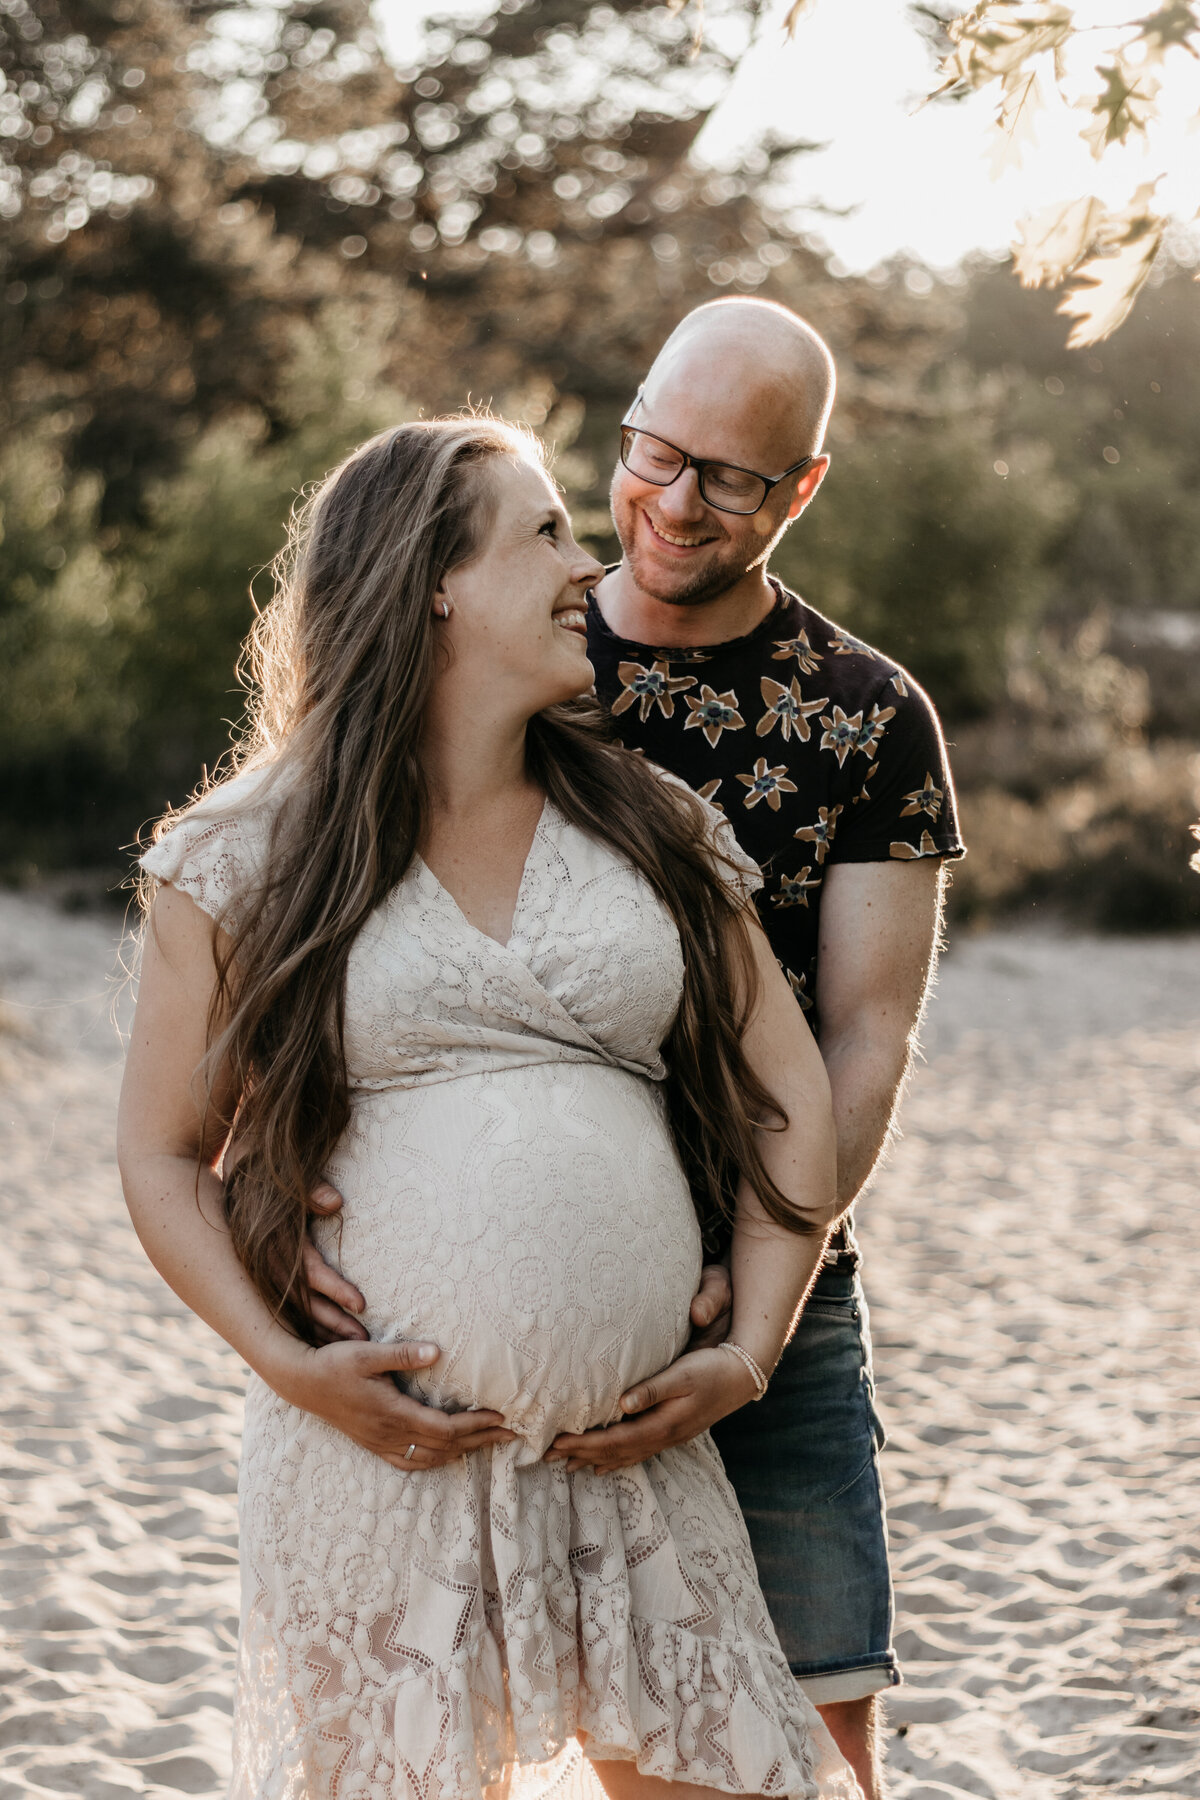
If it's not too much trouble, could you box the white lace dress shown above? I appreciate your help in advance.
[141,767,859,1800]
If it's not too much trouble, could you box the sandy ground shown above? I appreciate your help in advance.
[0,893,1198,1799]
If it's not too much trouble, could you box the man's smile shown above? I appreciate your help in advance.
[640,509,720,554]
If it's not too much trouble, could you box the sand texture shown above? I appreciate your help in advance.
[1,892,1198,1798]
[871,931,1200,1799]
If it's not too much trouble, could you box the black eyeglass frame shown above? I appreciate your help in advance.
[619,396,818,516]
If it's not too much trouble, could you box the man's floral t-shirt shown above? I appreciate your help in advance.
[588,580,965,1032]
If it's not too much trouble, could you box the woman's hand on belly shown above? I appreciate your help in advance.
[274,1337,517,1470]
[543,1344,760,1474]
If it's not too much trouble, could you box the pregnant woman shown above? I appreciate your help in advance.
[117,417,859,1800]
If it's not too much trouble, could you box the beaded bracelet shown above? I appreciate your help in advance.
[717,1340,769,1401]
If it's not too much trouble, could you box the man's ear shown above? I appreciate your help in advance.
[786,454,830,521]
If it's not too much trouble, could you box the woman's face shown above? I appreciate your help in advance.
[435,455,605,719]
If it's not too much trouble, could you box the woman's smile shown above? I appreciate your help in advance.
[552,604,589,637]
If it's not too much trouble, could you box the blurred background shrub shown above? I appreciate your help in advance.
[1,0,1197,927]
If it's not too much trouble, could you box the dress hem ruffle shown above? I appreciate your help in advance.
[235,1606,860,1800]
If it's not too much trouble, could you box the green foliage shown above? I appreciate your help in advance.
[770,410,1068,717]
[0,422,141,770]
[0,309,405,870]
[119,309,408,790]
[960,260,1200,619]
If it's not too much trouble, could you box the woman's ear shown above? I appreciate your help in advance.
[431,581,454,621]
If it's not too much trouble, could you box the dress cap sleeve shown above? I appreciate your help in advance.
[139,763,278,925]
[705,806,764,904]
[650,763,764,905]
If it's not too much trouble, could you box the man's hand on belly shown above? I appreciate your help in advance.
[303,1180,370,1344]
[543,1345,759,1474]
[687,1261,733,1350]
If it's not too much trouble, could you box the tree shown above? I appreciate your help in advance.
[7,0,1128,892]
[0,0,385,518]
[0,0,950,865]
[2,0,948,517]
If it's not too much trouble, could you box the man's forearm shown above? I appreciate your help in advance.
[812,857,944,1213]
[820,1024,915,1211]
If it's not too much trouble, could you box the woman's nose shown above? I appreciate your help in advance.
[573,549,606,586]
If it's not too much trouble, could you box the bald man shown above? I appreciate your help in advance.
[551,299,965,1796]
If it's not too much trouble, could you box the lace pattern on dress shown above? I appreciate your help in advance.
[231,1410,860,1800]
[142,775,855,1800]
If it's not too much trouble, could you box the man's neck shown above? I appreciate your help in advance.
[593,562,779,649]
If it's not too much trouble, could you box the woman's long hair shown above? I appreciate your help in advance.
[145,417,819,1342]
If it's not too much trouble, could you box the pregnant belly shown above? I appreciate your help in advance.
[315,1062,703,1462]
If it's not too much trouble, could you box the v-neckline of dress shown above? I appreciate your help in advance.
[414,797,553,955]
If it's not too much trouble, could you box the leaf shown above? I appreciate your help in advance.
[782,0,818,35]
[1059,202,1166,345]
[933,1,1074,98]
[1135,0,1200,61]
[990,64,1046,173]
[1013,194,1105,285]
[1079,59,1161,159]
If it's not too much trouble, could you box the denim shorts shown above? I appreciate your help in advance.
[710,1267,900,1705]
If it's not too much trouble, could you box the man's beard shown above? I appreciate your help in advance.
[615,505,741,609]
[614,492,788,610]
[625,545,748,609]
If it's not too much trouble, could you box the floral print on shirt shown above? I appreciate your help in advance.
[588,579,964,1043]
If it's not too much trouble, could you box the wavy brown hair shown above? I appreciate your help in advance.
[144,416,820,1342]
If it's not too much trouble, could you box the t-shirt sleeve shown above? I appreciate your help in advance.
[651,762,764,904]
[139,767,275,924]
[827,666,966,865]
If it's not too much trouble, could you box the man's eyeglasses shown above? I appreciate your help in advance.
[619,404,816,517]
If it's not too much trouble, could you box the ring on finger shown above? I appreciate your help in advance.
[404,1443,416,1460]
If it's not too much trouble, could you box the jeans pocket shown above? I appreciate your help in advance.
[821,1448,877,1505]
[803,1295,860,1320]
[817,1370,880,1504]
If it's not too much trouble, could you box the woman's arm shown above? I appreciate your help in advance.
[545,914,838,1472]
[719,913,838,1379]
[117,883,514,1469]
